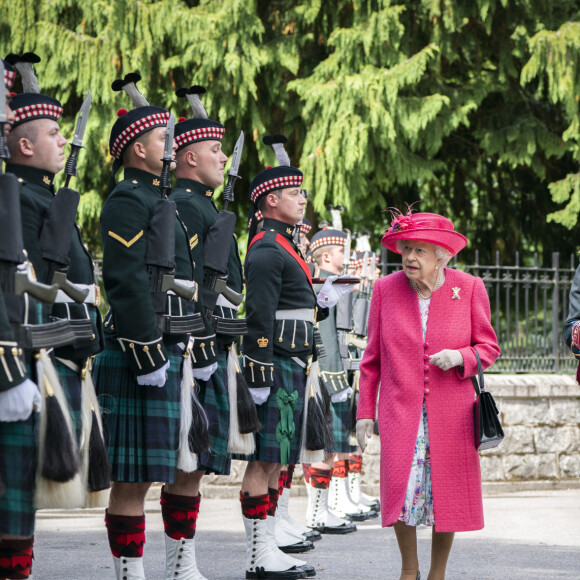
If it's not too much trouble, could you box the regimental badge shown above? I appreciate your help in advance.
[257,337,268,347]
[42,175,51,185]
[452,287,461,300]
[152,178,160,187]
[205,190,213,197]
[286,227,292,235]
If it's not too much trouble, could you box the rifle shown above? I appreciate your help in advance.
[201,131,245,320]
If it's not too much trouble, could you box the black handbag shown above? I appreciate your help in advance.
[472,349,504,451]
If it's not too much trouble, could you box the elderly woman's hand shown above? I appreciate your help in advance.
[356,419,375,452]
[430,349,463,371]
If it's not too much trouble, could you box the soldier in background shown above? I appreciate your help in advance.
[304,229,370,531]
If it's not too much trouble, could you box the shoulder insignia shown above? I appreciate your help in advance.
[108,230,144,248]
[190,234,198,250]
[152,178,160,187]
[257,336,268,347]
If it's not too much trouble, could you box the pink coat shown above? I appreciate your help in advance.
[357,268,500,532]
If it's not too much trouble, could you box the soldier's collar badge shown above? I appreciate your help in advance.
[42,175,51,185]
[152,178,160,187]
[452,287,461,300]
[205,190,213,197]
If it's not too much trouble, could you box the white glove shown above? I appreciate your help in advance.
[331,386,353,403]
[0,379,42,422]
[317,275,357,308]
[137,361,170,387]
[356,419,374,452]
[192,362,218,381]
[249,387,271,405]
[429,349,464,371]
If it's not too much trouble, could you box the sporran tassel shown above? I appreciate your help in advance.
[299,360,328,464]
[227,345,257,454]
[348,370,360,447]
[177,352,198,472]
[78,358,110,507]
[34,350,84,509]
[189,378,210,455]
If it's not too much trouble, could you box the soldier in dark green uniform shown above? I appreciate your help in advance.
[5,56,103,468]
[239,136,356,579]
[93,74,202,580]
[165,86,246,578]
[0,57,42,580]
[303,229,365,531]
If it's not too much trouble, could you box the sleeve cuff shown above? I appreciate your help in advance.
[242,354,274,388]
[117,336,168,376]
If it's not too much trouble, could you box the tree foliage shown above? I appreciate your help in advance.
[1,0,579,263]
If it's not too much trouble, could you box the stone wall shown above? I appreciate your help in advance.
[200,374,580,497]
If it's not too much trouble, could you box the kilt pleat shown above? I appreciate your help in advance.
[93,344,181,484]
[0,413,38,536]
[331,399,357,454]
[54,359,83,448]
[197,351,231,475]
[238,355,306,465]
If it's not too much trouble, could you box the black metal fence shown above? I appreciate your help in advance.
[379,249,578,374]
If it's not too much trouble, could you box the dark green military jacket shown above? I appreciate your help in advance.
[170,178,244,364]
[0,288,27,392]
[243,218,327,388]
[315,269,351,396]
[100,168,195,376]
[6,163,102,361]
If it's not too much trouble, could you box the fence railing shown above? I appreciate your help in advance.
[379,249,578,374]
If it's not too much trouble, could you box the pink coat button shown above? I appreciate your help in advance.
[425,388,430,393]
[423,342,429,349]
[423,354,429,361]
[424,365,429,372]
[424,377,429,384]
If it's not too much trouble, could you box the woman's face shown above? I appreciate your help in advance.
[401,241,442,284]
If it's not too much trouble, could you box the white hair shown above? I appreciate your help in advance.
[396,239,453,268]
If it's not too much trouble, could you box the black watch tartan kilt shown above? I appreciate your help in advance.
[237,355,306,465]
[54,358,83,448]
[331,399,357,454]
[196,349,231,475]
[0,358,38,537]
[93,341,182,484]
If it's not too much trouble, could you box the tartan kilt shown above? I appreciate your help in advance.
[239,355,306,465]
[93,341,181,484]
[196,350,231,475]
[54,358,83,449]
[331,399,357,454]
[0,412,38,536]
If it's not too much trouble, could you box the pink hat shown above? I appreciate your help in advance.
[382,209,468,256]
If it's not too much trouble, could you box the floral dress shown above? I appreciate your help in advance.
[398,295,435,526]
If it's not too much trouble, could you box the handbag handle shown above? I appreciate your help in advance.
[471,349,485,396]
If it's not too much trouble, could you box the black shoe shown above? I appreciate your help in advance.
[343,511,369,522]
[297,564,317,577]
[278,540,314,554]
[304,530,322,542]
[246,566,307,579]
[318,522,357,534]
